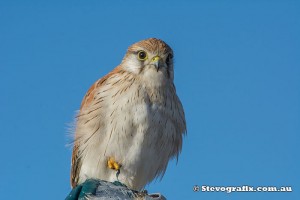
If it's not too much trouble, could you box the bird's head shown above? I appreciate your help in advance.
[121,38,174,82]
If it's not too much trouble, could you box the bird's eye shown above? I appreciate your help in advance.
[137,51,147,60]
[166,53,173,65]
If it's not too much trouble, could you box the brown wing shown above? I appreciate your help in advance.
[70,143,81,188]
[70,66,124,188]
[70,81,98,188]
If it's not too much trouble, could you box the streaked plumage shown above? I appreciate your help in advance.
[71,38,186,190]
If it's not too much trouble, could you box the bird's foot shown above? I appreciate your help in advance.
[107,157,121,171]
[107,157,122,181]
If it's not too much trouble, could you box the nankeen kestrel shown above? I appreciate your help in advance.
[70,38,186,191]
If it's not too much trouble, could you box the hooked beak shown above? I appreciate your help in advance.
[151,56,163,72]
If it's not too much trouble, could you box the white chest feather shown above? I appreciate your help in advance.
[75,75,185,190]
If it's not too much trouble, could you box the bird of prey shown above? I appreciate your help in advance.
[70,38,186,191]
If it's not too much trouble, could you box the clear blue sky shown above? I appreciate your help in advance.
[0,1,299,199]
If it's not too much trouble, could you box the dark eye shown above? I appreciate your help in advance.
[166,53,173,65]
[137,51,147,60]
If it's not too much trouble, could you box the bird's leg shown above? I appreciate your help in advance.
[107,157,122,180]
